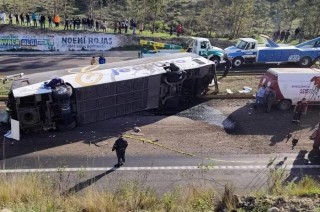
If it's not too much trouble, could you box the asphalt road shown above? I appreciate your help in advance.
[0,53,300,76]
[1,153,319,194]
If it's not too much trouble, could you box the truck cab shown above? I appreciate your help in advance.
[224,38,259,67]
[186,37,224,65]
[225,35,320,68]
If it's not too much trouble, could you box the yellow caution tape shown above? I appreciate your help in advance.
[123,134,278,164]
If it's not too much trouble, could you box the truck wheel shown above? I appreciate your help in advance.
[277,99,291,111]
[299,57,312,67]
[210,56,220,66]
[232,57,244,68]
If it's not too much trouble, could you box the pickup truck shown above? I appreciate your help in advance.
[140,37,224,65]
[224,35,320,68]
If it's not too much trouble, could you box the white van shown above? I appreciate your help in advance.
[260,68,320,110]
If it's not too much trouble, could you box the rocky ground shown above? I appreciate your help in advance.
[231,195,320,212]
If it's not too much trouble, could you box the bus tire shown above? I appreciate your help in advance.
[52,85,73,101]
[20,110,38,126]
[277,99,291,111]
[299,56,312,67]
[232,57,244,68]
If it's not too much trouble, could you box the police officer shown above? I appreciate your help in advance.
[112,134,128,167]
[223,54,232,77]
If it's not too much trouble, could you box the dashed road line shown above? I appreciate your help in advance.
[0,165,320,174]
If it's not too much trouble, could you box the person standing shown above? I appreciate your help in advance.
[8,12,12,24]
[294,27,300,40]
[177,23,182,37]
[32,12,37,27]
[255,84,267,109]
[280,30,286,42]
[15,13,19,25]
[64,17,69,30]
[124,18,128,33]
[265,86,276,113]
[292,98,308,123]
[20,13,25,25]
[223,55,232,77]
[284,30,290,43]
[112,134,128,167]
[54,14,60,28]
[169,24,173,36]
[48,14,52,28]
[26,13,30,26]
[132,20,136,35]
[101,20,107,32]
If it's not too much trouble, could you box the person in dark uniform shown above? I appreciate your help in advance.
[223,55,232,77]
[112,134,128,167]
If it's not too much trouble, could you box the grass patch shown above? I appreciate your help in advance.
[213,75,260,95]
[0,80,11,97]
[0,172,320,211]
[0,174,216,211]
[268,169,320,197]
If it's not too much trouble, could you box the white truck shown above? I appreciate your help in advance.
[140,37,225,65]
[225,35,320,68]
[260,67,320,110]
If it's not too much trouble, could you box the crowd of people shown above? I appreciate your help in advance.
[272,27,304,43]
[1,11,185,36]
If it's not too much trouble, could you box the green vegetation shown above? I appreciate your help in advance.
[0,170,319,211]
[1,0,319,39]
[0,80,11,97]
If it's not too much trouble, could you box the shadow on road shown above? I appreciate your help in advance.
[62,167,118,196]
[223,103,319,145]
[0,99,208,160]
[283,149,320,184]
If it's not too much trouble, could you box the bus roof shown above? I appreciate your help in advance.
[12,53,214,98]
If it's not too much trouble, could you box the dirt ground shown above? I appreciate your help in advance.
[2,99,319,159]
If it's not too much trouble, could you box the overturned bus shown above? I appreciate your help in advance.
[6,53,218,132]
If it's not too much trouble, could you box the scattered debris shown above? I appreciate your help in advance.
[133,127,141,133]
[226,89,233,94]
[238,86,253,94]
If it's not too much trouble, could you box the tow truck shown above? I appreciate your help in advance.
[225,35,320,68]
[140,37,224,65]
[6,53,219,132]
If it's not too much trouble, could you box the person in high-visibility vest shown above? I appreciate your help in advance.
[54,14,60,27]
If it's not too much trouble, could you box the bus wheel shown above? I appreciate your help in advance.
[278,99,291,111]
[299,56,312,67]
[232,57,243,68]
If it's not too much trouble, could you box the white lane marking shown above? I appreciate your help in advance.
[0,165,320,174]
